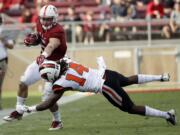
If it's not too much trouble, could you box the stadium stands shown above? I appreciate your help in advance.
[1,0,179,42]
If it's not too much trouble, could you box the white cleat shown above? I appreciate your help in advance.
[166,109,177,125]
[48,121,63,131]
[161,73,170,82]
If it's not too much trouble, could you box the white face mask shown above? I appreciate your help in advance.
[40,17,55,30]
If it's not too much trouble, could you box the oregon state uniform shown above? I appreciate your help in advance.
[53,62,105,93]
[52,62,134,113]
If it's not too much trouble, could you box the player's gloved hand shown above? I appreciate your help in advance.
[96,56,106,78]
[36,55,46,65]
[24,33,40,47]
[96,56,106,70]
[22,105,36,113]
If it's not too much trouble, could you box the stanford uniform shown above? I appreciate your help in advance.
[21,21,67,86]
[36,20,67,61]
[53,62,134,112]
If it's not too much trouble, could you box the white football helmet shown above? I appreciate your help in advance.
[39,61,61,82]
[39,5,58,30]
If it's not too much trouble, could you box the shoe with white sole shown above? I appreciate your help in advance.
[166,109,176,125]
[3,110,23,122]
[48,121,63,131]
[161,73,170,82]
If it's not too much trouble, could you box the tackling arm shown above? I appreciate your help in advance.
[25,91,64,112]
[36,91,63,111]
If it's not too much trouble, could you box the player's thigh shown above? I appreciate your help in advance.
[20,61,41,85]
[105,70,130,87]
[103,70,134,112]
[102,85,134,112]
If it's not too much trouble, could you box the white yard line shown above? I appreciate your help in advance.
[0,92,92,125]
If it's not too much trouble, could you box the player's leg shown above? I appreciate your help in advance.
[136,73,170,84]
[42,82,63,130]
[102,70,176,125]
[113,71,170,87]
[102,85,176,125]
[124,97,176,125]
[3,61,41,121]
[49,103,63,130]
[0,60,7,110]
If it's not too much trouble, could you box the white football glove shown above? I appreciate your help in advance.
[96,56,106,69]
[96,56,106,78]
[22,105,37,113]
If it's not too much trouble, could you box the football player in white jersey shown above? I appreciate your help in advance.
[23,57,176,127]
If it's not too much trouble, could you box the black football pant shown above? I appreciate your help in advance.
[102,70,135,113]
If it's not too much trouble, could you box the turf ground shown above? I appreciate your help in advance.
[0,91,180,135]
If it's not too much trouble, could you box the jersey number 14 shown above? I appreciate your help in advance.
[66,63,89,86]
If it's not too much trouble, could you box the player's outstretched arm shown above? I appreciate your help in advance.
[24,92,63,112]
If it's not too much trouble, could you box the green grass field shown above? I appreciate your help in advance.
[0,91,180,135]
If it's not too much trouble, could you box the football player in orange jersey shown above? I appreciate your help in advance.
[23,57,176,127]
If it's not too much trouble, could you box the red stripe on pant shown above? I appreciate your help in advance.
[102,85,122,107]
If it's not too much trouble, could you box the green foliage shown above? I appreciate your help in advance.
[0,92,180,135]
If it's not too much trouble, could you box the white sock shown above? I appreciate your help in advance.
[16,96,26,106]
[52,110,61,122]
[145,106,169,119]
[16,96,26,114]
[138,74,161,84]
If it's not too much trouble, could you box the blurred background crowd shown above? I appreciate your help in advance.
[0,0,180,44]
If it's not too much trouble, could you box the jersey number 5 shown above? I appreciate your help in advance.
[66,63,89,86]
